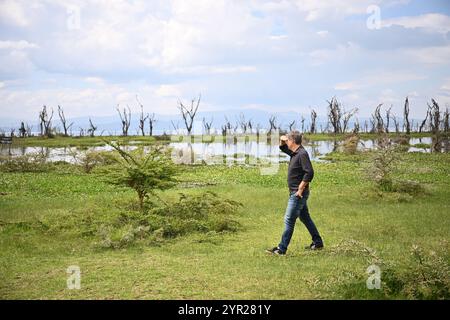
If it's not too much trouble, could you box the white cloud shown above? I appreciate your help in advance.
[0,0,29,27]
[335,71,427,91]
[382,13,450,34]
[293,0,382,21]
[405,45,450,65]
[0,40,38,50]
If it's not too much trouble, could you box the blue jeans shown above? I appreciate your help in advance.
[278,189,323,253]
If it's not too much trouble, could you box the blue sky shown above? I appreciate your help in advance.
[0,0,449,123]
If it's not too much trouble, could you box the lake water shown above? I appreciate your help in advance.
[1,137,444,165]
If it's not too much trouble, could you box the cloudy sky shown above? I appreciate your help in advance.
[0,0,449,123]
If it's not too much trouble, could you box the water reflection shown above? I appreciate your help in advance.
[0,136,446,164]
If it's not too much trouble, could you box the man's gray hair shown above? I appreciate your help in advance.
[287,130,303,145]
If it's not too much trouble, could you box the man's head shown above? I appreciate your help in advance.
[286,130,303,150]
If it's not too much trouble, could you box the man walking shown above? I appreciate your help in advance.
[266,131,323,255]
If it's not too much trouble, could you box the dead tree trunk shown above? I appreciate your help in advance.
[419,109,430,133]
[238,113,248,133]
[342,108,358,133]
[428,99,441,152]
[148,113,156,136]
[178,94,201,135]
[300,116,305,133]
[117,104,131,136]
[87,118,97,137]
[136,96,148,137]
[19,122,26,138]
[57,105,73,137]
[353,118,360,134]
[385,105,392,133]
[288,120,296,132]
[403,97,411,134]
[327,97,342,134]
[202,117,213,135]
[444,108,449,133]
[268,115,277,135]
[372,104,384,134]
[310,109,317,134]
[39,105,54,137]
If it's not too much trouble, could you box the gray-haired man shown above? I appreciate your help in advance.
[266,131,323,255]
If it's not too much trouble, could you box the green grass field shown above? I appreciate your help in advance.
[0,147,449,299]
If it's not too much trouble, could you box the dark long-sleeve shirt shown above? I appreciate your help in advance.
[280,144,314,191]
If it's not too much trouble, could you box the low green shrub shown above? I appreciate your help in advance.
[0,153,50,172]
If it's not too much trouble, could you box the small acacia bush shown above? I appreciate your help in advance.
[97,191,242,248]
[383,244,450,299]
[342,134,360,155]
[103,142,178,209]
[35,191,242,249]
[365,140,400,192]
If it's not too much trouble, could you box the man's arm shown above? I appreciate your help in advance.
[295,151,314,198]
[279,136,293,156]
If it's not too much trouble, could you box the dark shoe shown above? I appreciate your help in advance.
[305,242,324,250]
[265,246,286,255]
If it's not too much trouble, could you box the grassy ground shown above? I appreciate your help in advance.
[0,149,449,299]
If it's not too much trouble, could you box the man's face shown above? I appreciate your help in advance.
[286,138,295,151]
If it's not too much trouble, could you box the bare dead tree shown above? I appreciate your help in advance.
[428,99,441,135]
[39,105,54,137]
[288,120,296,131]
[385,105,392,133]
[369,118,376,133]
[372,104,384,134]
[26,123,33,137]
[342,108,358,133]
[87,118,97,137]
[78,127,85,137]
[221,124,227,136]
[19,122,26,138]
[117,104,131,136]
[255,123,262,138]
[237,113,248,133]
[268,115,278,135]
[136,96,149,137]
[310,109,317,134]
[148,113,156,136]
[428,99,442,152]
[57,105,73,137]
[403,96,411,134]
[390,113,400,134]
[300,116,305,133]
[178,94,201,135]
[419,109,430,133]
[247,119,253,133]
[353,118,360,134]
[202,117,213,135]
[327,97,342,134]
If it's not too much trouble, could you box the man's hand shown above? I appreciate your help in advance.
[296,181,309,198]
[280,135,288,146]
[295,189,304,198]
